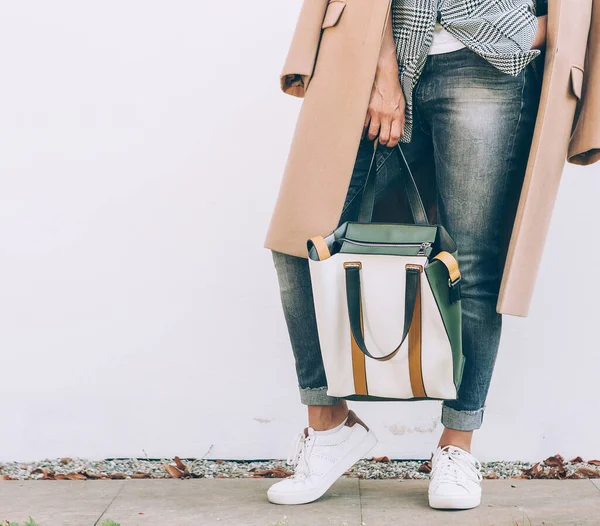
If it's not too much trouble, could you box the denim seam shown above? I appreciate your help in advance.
[414,94,431,138]
[496,63,527,252]
[413,71,432,137]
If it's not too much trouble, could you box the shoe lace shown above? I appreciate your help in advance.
[286,432,315,480]
[431,446,483,486]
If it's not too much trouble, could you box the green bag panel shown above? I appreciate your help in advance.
[344,222,438,245]
[339,242,432,256]
[425,259,464,388]
[434,225,458,255]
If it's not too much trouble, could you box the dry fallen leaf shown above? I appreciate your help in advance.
[174,457,190,476]
[570,456,584,464]
[84,472,107,480]
[65,473,86,481]
[484,472,499,479]
[0,475,16,480]
[588,460,600,466]
[547,466,567,480]
[251,467,292,478]
[54,474,67,480]
[544,454,564,467]
[60,458,72,464]
[164,465,184,479]
[574,467,600,478]
[131,472,151,479]
[418,461,432,473]
[110,473,127,480]
[371,456,390,463]
[174,456,188,471]
[522,462,544,479]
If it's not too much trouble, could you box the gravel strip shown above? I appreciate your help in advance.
[0,455,599,481]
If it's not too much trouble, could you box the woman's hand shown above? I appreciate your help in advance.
[363,15,405,148]
[533,15,547,49]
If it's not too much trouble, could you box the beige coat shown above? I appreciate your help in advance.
[263,0,600,317]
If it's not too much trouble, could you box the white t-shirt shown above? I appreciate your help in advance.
[428,23,466,55]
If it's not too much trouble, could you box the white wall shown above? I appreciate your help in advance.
[0,1,598,463]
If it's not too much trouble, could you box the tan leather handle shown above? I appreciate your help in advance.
[433,251,461,283]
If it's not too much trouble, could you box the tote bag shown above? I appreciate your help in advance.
[307,142,464,401]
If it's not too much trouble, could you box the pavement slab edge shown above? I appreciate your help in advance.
[0,480,125,526]
[0,479,598,526]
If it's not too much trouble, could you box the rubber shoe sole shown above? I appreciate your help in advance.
[428,492,481,510]
[267,430,378,505]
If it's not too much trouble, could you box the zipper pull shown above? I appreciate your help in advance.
[418,242,432,256]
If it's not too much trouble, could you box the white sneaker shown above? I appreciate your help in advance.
[428,445,483,510]
[267,410,377,505]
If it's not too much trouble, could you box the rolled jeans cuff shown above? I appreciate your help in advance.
[441,404,485,431]
[299,386,342,406]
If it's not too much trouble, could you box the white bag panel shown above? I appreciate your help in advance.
[310,253,430,398]
[308,255,354,397]
[421,278,457,399]
[360,255,426,356]
[361,255,426,399]
[364,343,413,399]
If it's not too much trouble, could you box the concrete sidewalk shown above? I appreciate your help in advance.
[0,479,599,525]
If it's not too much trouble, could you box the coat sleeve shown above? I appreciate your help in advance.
[568,0,600,165]
[280,0,331,98]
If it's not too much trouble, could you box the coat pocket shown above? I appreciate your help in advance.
[322,0,346,29]
[570,65,584,100]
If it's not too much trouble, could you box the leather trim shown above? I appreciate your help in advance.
[310,236,331,261]
[345,409,369,431]
[433,251,461,283]
[351,299,368,395]
[408,270,426,398]
[322,1,346,29]
[570,65,584,100]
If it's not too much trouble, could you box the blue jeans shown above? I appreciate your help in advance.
[270,47,541,431]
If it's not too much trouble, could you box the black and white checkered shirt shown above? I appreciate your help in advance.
[392,0,544,142]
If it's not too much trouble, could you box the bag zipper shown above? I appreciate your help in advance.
[341,239,432,255]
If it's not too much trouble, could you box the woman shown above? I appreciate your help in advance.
[267,0,547,510]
